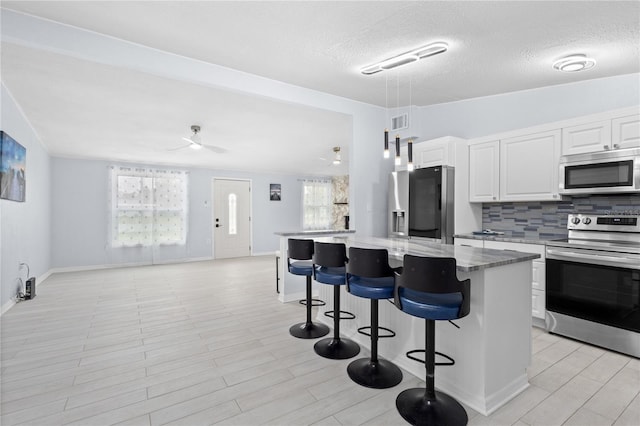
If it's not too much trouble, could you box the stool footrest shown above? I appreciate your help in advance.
[406,349,455,366]
[357,326,396,339]
[324,310,356,320]
[299,298,326,307]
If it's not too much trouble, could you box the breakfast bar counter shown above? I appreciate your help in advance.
[276,233,539,416]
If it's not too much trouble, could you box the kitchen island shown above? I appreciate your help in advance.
[276,233,539,416]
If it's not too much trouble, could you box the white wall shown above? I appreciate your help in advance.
[0,83,51,313]
[50,157,312,269]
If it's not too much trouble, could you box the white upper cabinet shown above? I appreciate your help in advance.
[561,112,640,155]
[562,120,612,155]
[395,136,464,171]
[469,140,500,202]
[469,130,561,203]
[612,114,640,148]
[500,130,561,201]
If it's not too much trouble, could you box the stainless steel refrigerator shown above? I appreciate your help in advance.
[388,165,454,244]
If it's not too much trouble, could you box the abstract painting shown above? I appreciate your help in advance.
[0,131,26,202]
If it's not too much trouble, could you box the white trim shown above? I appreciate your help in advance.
[1,299,16,316]
[1,269,54,316]
[251,250,277,257]
[48,257,215,274]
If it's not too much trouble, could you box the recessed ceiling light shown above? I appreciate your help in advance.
[361,42,448,75]
[553,54,596,72]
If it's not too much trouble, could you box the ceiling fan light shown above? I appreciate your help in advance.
[332,146,342,165]
[553,54,596,72]
[189,142,202,150]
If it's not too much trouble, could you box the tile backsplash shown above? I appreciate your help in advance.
[482,194,640,239]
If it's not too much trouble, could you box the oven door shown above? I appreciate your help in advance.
[546,246,640,357]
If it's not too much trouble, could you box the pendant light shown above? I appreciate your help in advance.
[383,74,390,158]
[406,76,414,172]
[394,71,401,166]
[407,140,414,171]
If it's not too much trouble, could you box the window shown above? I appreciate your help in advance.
[302,179,331,230]
[228,193,237,235]
[109,166,188,247]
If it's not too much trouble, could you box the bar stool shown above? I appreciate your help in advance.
[312,241,360,359]
[394,254,470,426]
[345,247,403,389]
[287,238,329,339]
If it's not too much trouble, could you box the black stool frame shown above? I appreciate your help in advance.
[345,247,403,389]
[394,255,471,426]
[287,239,329,339]
[312,242,360,359]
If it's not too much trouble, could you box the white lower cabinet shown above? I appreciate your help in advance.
[455,238,546,321]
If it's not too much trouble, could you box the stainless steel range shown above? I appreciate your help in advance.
[546,213,640,358]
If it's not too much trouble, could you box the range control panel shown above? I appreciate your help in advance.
[568,214,640,232]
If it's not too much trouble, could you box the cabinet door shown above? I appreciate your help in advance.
[469,140,499,202]
[532,289,546,320]
[415,142,450,168]
[500,130,561,201]
[532,260,545,291]
[561,120,612,155]
[612,114,640,149]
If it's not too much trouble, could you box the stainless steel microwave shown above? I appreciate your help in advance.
[559,147,640,195]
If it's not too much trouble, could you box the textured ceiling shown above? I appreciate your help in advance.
[1,1,639,175]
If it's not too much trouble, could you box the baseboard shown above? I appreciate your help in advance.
[1,269,54,316]
[49,257,216,274]
[1,298,16,316]
[251,250,277,257]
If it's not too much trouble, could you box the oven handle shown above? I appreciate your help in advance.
[546,248,640,269]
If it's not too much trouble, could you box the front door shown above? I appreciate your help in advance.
[213,178,251,259]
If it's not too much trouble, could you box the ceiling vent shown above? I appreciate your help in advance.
[391,113,409,131]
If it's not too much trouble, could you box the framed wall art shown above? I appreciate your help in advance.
[0,131,26,202]
[270,183,281,201]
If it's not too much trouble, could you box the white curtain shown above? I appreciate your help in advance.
[109,166,188,248]
[302,179,332,230]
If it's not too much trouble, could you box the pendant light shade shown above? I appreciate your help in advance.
[384,129,390,158]
[395,135,401,166]
[407,140,414,171]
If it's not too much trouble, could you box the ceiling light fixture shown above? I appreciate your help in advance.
[361,42,448,75]
[332,146,342,165]
[553,54,596,72]
[183,125,203,149]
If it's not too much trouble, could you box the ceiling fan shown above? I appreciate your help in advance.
[319,146,342,166]
[170,125,227,153]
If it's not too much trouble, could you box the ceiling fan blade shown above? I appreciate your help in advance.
[167,144,188,151]
[202,144,228,154]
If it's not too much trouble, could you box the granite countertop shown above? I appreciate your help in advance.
[454,232,566,245]
[315,236,539,272]
[275,229,356,237]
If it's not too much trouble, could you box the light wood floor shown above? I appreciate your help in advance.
[1,256,638,426]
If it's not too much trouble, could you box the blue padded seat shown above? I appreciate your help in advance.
[347,275,395,299]
[289,260,313,276]
[312,242,359,360]
[398,288,463,321]
[314,266,346,285]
